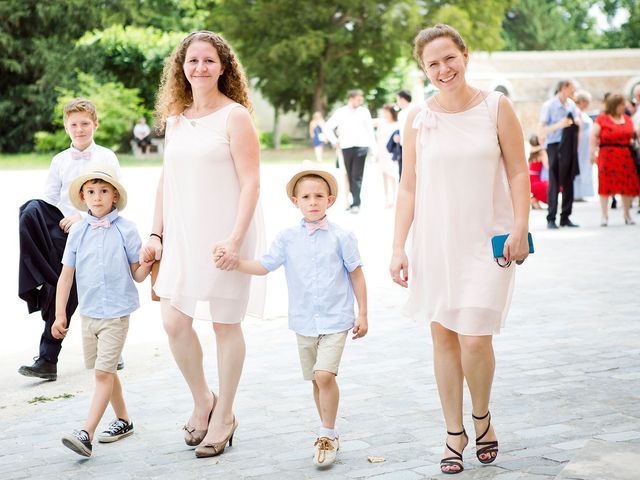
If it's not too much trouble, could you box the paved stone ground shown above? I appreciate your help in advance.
[1,163,639,479]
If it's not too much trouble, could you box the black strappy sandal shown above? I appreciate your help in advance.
[440,429,468,474]
[473,411,499,464]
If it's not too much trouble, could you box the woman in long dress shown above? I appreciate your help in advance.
[145,31,262,458]
[389,24,530,474]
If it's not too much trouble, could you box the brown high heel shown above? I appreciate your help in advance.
[194,416,238,458]
[183,392,217,446]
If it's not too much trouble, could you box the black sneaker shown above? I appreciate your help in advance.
[62,430,92,457]
[560,220,580,228]
[18,357,57,381]
[97,418,134,443]
[547,221,559,229]
[116,355,125,371]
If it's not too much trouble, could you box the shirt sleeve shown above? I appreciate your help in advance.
[122,223,143,265]
[260,231,287,272]
[323,110,339,146]
[340,230,363,273]
[61,223,82,267]
[42,154,62,207]
[539,101,551,125]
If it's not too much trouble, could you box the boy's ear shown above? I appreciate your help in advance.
[327,195,336,208]
[93,120,99,131]
[289,196,298,207]
[78,190,87,205]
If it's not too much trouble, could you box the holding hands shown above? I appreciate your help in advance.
[140,234,163,266]
[213,238,240,270]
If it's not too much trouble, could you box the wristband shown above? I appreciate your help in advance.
[150,233,163,243]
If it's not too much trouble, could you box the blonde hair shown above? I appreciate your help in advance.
[154,31,251,132]
[413,24,467,68]
[63,98,98,122]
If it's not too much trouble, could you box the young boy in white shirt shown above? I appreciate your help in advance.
[215,170,368,467]
[18,98,121,381]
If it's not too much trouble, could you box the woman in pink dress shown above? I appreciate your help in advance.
[144,31,263,458]
[390,24,530,474]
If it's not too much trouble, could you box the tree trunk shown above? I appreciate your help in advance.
[312,61,328,115]
[272,107,281,150]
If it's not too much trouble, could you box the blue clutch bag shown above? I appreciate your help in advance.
[491,233,534,266]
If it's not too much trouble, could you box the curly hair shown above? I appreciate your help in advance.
[154,31,252,133]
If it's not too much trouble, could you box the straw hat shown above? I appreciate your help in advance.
[69,164,127,211]
[286,169,338,198]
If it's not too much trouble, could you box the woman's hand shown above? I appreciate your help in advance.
[59,213,82,233]
[390,249,409,288]
[141,236,162,265]
[503,231,529,264]
[214,238,240,271]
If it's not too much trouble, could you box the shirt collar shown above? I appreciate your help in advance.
[87,207,119,223]
[300,215,329,226]
[70,141,96,154]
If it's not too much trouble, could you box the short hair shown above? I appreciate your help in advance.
[604,93,625,116]
[574,90,592,104]
[347,89,364,99]
[292,174,331,196]
[63,98,97,122]
[382,104,398,122]
[414,24,467,68]
[397,90,412,103]
[555,79,573,95]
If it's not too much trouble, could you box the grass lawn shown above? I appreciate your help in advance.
[0,147,322,170]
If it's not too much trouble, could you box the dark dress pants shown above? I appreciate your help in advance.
[19,200,78,364]
[342,147,368,207]
[546,143,574,223]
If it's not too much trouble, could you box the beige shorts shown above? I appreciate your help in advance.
[296,331,348,381]
[81,315,129,373]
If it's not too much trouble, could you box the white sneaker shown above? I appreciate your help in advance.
[313,436,339,466]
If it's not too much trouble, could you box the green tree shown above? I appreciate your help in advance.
[76,26,186,111]
[501,0,598,50]
[599,0,640,48]
[35,73,147,153]
[216,0,422,116]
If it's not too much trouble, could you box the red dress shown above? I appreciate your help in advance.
[595,113,640,196]
[529,161,548,203]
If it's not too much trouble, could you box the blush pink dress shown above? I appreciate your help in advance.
[406,91,515,335]
[154,103,265,323]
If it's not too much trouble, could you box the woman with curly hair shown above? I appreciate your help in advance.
[143,31,263,458]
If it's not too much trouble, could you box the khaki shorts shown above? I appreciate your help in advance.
[296,331,348,381]
[81,315,129,373]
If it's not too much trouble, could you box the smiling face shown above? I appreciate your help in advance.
[79,180,119,218]
[182,40,225,93]
[290,177,336,222]
[420,36,468,92]
[64,112,98,151]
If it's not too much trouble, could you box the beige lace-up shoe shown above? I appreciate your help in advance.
[313,436,339,466]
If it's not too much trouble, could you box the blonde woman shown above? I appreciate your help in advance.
[144,31,263,458]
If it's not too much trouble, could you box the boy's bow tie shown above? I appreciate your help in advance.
[305,218,328,235]
[71,150,92,160]
[90,218,111,229]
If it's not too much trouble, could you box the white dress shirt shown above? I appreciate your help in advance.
[133,123,151,140]
[42,142,121,217]
[324,105,376,150]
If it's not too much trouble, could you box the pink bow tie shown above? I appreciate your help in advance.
[90,218,111,229]
[305,218,329,235]
[71,150,92,160]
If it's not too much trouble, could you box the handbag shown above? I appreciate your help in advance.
[491,233,534,267]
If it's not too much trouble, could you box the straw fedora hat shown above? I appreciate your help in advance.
[286,169,338,198]
[69,164,127,212]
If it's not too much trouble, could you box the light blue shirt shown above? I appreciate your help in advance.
[260,219,363,337]
[540,96,578,146]
[62,209,141,319]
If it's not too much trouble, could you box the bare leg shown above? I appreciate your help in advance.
[314,145,323,162]
[203,322,245,444]
[459,334,498,462]
[83,370,115,439]
[161,300,212,431]
[431,322,467,473]
[312,380,323,422]
[110,373,129,422]
[314,371,339,429]
[600,194,609,221]
[622,195,633,221]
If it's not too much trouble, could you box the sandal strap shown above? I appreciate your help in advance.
[472,411,492,442]
[444,442,463,460]
[477,440,499,452]
[446,429,466,436]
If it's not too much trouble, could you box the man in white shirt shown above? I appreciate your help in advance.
[324,90,376,213]
[133,117,152,154]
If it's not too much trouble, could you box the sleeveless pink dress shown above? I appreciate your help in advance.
[406,91,515,335]
[154,103,265,322]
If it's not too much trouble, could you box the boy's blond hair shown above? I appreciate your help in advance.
[63,98,98,123]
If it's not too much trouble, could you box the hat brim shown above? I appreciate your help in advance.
[69,169,127,212]
[286,170,339,198]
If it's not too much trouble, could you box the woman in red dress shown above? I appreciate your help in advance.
[591,93,639,226]
[528,135,549,210]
